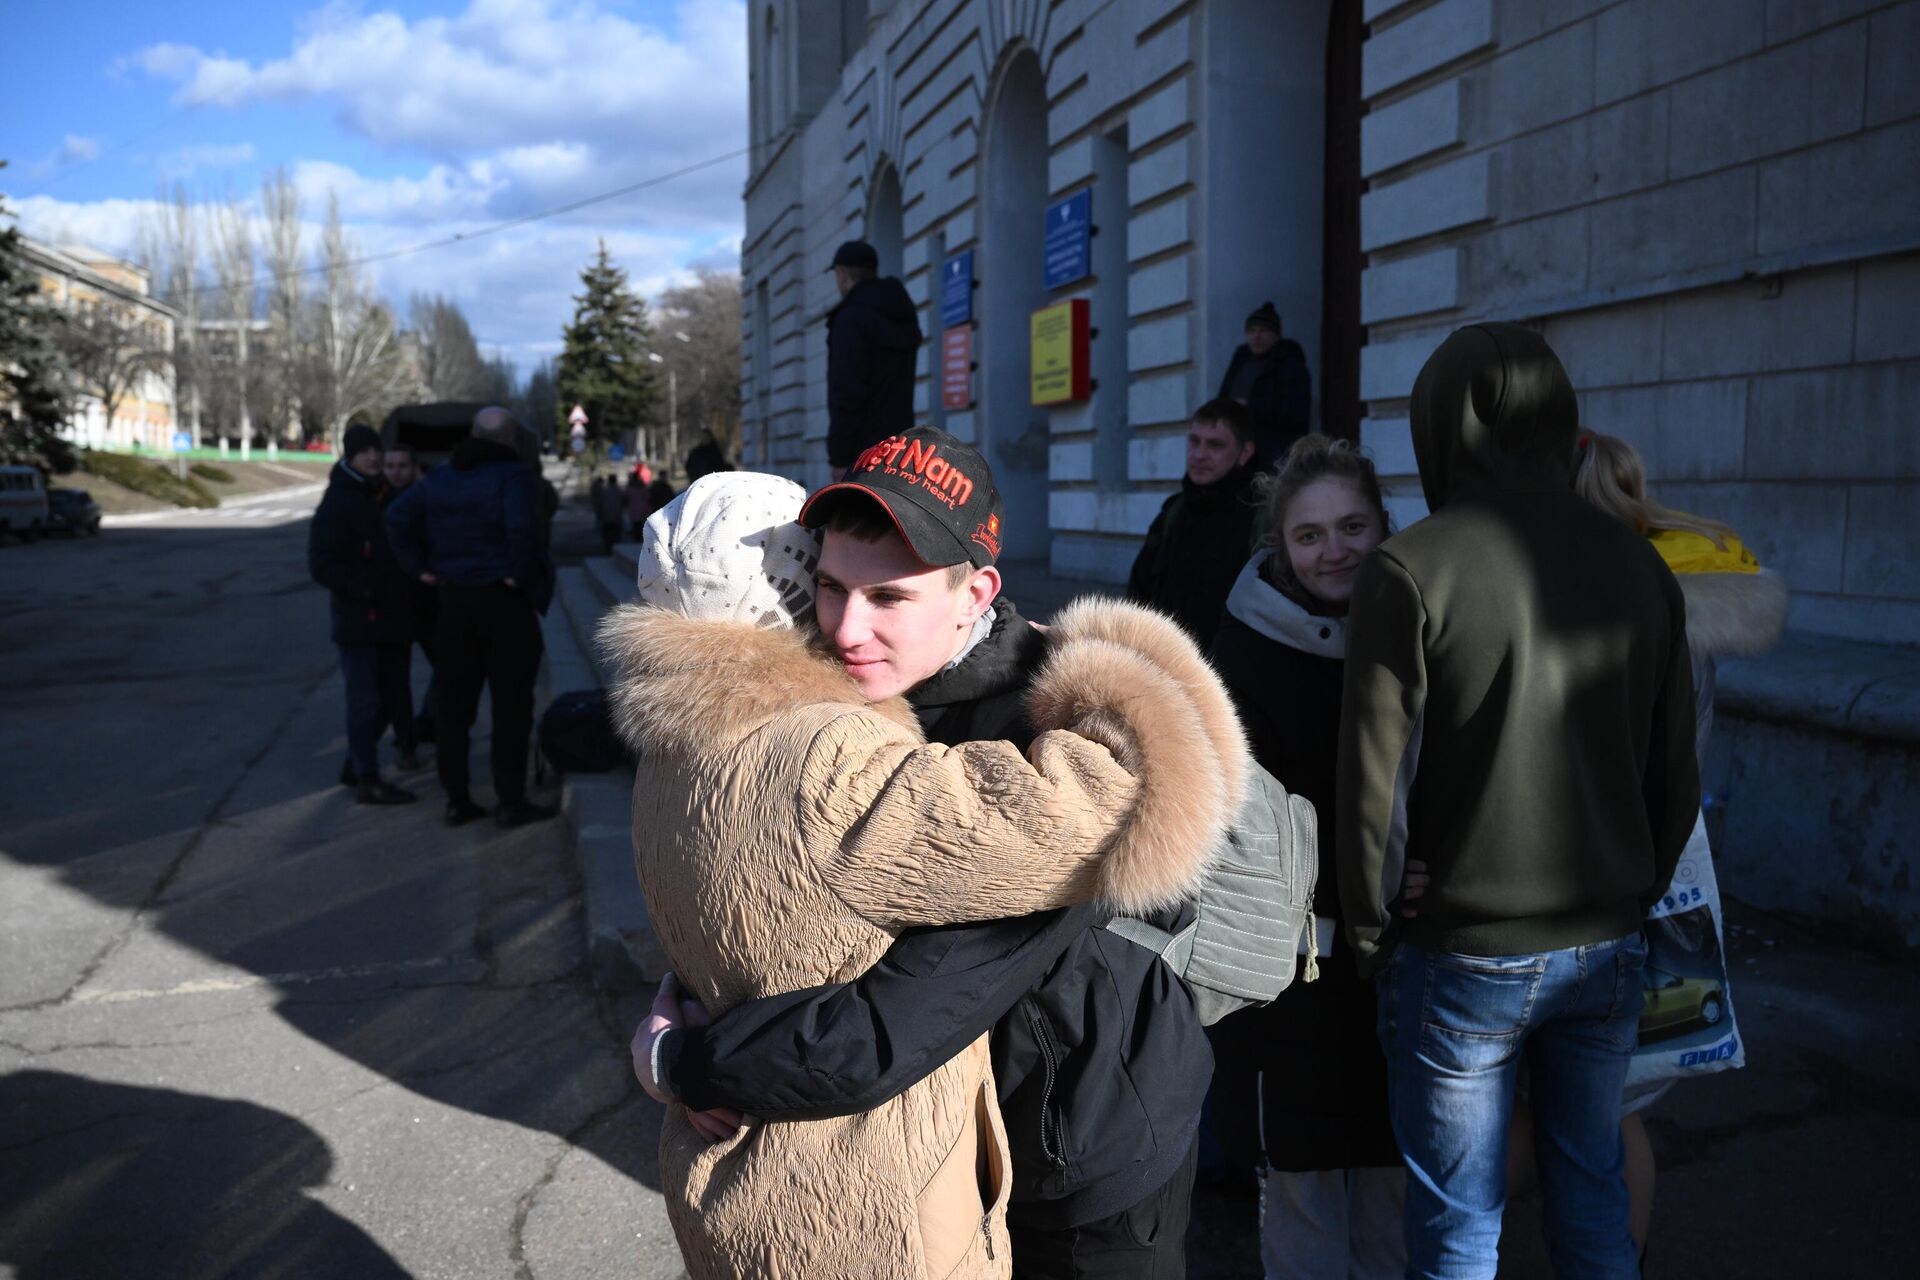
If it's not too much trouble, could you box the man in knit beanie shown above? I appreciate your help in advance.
[1217,299,1313,467]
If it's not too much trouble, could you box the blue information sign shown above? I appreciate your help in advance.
[609,444,625,462]
[1043,190,1092,290]
[941,251,974,328]
[171,431,192,452]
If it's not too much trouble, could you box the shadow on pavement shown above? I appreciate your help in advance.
[1,519,664,1205]
[0,1070,410,1279]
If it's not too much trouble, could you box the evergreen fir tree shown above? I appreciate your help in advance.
[555,240,656,444]
[0,176,77,473]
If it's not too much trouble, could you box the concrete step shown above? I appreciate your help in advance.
[555,565,614,686]
[565,772,666,991]
[611,542,640,583]
[582,554,635,611]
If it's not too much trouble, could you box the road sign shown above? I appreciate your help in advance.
[941,251,974,329]
[1043,190,1092,290]
[171,431,192,452]
[609,444,625,462]
[571,435,587,454]
[941,326,974,411]
[568,404,589,427]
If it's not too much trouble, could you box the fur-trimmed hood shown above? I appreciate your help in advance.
[1025,597,1252,913]
[1677,568,1788,657]
[595,604,921,756]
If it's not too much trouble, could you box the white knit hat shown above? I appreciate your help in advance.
[633,472,821,627]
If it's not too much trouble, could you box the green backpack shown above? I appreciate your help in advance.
[1104,765,1320,1024]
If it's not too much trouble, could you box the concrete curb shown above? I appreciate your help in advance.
[543,548,664,991]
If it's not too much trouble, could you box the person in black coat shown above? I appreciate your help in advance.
[308,424,417,805]
[1218,300,1312,468]
[825,240,922,474]
[1126,397,1262,650]
[1206,434,1403,1279]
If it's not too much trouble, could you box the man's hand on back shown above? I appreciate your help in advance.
[630,972,744,1143]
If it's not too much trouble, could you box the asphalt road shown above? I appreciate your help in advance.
[4,491,1919,1278]
[0,497,678,1279]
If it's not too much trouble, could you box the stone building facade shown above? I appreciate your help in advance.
[740,0,1920,644]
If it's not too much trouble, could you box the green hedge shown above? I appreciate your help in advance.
[83,450,219,509]
[189,462,236,484]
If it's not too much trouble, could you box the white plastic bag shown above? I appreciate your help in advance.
[1624,811,1745,1091]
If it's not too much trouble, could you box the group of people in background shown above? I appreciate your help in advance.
[609,301,1781,1279]
[308,406,559,828]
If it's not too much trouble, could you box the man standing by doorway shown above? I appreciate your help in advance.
[825,240,921,478]
[1218,301,1312,467]
[310,424,417,806]
[1126,398,1263,650]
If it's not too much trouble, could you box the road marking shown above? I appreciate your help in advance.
[71,956,461,1004]
[104,483,325,527]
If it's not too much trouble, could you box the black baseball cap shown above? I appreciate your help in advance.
[800,428,1006,569]
[829,240,879,271]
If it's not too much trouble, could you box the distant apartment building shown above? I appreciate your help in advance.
[741,0,1920,644]
[20,237,179,453]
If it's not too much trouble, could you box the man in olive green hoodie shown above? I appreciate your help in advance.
[1336,323,1699,1278]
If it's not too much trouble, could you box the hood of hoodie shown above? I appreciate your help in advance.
[330,458,377,495]
[451,436,523,471]
[1223,556,1347,659]
[833,276,923,351]
[1410,322,1579,512]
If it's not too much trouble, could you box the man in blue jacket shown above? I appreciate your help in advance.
[387,407,556,828]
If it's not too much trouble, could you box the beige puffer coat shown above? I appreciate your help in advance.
[599,598,1248,1280]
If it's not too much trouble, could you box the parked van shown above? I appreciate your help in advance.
[0,465,50,541]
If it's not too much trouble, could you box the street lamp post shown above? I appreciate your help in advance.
[644,331,693,479]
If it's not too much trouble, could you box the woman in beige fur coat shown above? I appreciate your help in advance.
[597,473,1247,1280]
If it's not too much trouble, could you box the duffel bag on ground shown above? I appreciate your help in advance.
[537,689,629,773]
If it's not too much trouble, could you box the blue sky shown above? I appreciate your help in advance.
[2,0,748,369]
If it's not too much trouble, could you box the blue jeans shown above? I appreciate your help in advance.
[1376,932,1647,1280]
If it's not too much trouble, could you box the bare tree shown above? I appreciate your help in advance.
[261,169,304,440]
[213,195,257,457]
[410,293,491,400]
[55,298,171,446]
[301,193,408,442]
[652,267,744,462]
[139,184,206,446]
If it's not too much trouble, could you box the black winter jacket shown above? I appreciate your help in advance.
[661,599,1212,1229]
[309,461,413,646]
[1205,558,1399,1173]
[1219,340,1311,466]
[826,276,922,467]
[1125,464,1261,650]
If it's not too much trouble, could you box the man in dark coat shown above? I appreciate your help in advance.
[1218,300,1312,467]
[825,240,922,476]
[1126,397,1262,650]
[309,424,417,805]
[387,407,556,829]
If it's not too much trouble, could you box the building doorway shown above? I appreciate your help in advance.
[979,46,1051,559]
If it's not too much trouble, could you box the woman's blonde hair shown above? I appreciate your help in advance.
[1253,434,1391,589]
[1573,431,1736,547]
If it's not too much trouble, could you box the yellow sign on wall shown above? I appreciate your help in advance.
[1030,298,1091,405]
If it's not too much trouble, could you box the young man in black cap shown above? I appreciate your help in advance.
[825,239,922,478]
[635,426,1215,1277]
[1218,299,1312,467]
